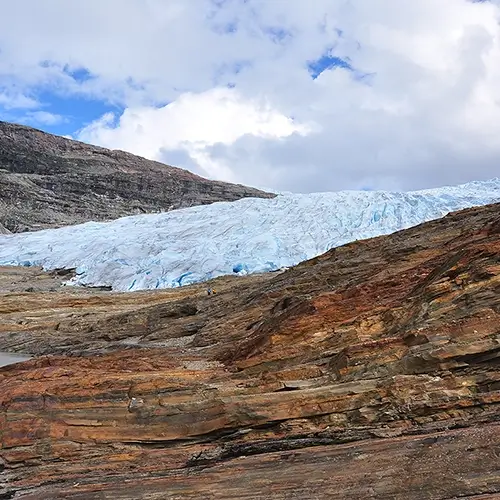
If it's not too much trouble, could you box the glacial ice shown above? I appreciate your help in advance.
[0,178,499,291]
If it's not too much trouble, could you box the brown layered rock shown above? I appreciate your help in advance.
[0,121,273,232]
[1,203,500,498]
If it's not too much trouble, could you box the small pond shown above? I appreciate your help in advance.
[0,352,31,367]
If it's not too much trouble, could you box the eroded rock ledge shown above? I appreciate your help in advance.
[1,203,500,499]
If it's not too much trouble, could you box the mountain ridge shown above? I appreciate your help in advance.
[0,120,274,232]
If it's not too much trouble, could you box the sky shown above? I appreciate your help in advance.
[1,0,500,193]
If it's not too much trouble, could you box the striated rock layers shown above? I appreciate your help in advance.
[0,121,273,232]
[1,202,500,498]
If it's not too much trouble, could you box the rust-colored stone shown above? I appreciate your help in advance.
[1,203,500,498]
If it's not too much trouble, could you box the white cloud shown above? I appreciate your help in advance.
[0,91,38,110]
[77,87,311,180]
[24,111,67,126]
[1,0,500,191]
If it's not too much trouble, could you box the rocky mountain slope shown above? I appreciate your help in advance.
[0,121,273,232]
[1,201,500,498]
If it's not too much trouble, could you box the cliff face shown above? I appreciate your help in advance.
[1,203,500,499]
[0,121,273,232]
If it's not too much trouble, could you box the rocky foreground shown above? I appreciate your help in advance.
[0,121,273,233]
[1,203,500,499]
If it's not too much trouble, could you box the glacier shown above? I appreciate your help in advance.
[0,178,499,292]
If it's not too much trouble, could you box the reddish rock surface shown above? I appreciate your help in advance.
[1,203,500,498]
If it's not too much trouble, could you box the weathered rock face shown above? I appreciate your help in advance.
[0,121,273,232]
[1,203,500,499]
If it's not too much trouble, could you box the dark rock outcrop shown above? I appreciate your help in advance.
[0,121,274,232]
[1,203,500,498]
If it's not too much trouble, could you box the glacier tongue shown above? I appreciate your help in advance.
[0,179,499,292]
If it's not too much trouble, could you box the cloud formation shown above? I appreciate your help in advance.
[1,0,500,191]
[78,88,311,182]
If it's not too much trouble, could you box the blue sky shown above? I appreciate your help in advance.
[1,0,500,193]
[27,93,119,137]
[0,65,123,136]
[38,67,122,136]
